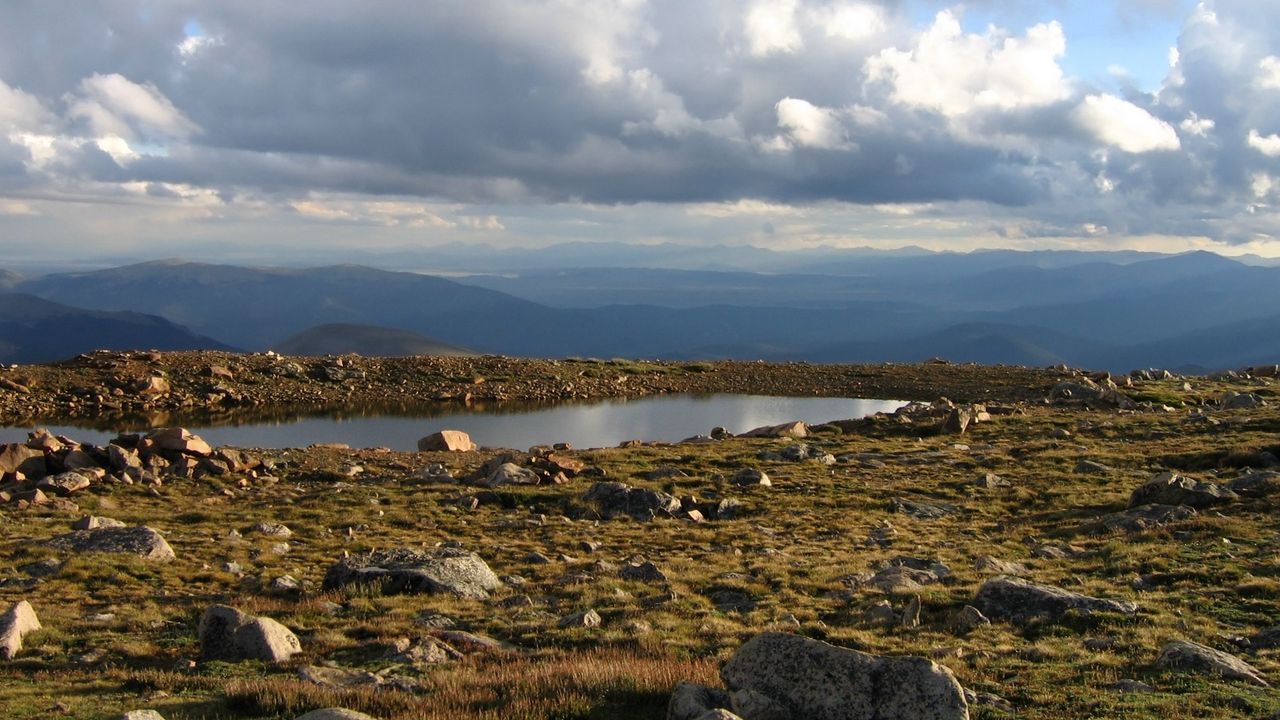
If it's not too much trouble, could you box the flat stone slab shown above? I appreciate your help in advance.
[1156,640,1269,686]
[323,547,501,599]
[49,526,175,562]
[974,576,1136,624]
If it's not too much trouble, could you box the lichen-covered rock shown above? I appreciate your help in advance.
[716,631,968,720]
[974,576,1136,625]
[322,547,501,599]
[1156,640,1269,686]
[198,604,301,663]
[0,600,41,660]
[120,711,167,720]
[1129,472,1237,509]
[49,525,175,562]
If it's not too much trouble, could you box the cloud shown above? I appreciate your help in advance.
[66,73,199,142]
[864,11,1070,119]
[745,0,802,57]
[1248,129,1280,157]
[774,97,851,149]
[0,0,1278,258]
[1258,55,1280,89]
[1074,94,1180,153]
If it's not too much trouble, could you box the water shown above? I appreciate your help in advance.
[0,394,906,451]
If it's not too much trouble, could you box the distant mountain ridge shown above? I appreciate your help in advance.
[0,292,234,362]
[5,250,1278,371]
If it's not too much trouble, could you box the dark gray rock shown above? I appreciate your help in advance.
[890,497,959,520]
[322,547,501,599]
[974,576,1137,624]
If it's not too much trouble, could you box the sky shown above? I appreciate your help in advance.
[1,0,1279,264]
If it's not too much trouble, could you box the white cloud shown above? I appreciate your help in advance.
[775,97,851,150]
[0,77,51,132]
[811,2,886,42]
[1179,112,1215,137]
[864,10,1069,118]
[745,0,802,57]
[66,73,199,141]
[1248,129,1280,157]
[178,34,221,58]
[1259,56,1280,90]
[1252,172,1275,199]
[1074,94,1180,153]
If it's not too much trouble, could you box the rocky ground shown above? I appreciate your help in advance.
[0,354,1278,719]
[0,351,1061,428]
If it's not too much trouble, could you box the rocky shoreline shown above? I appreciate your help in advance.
[0,351,1064,427]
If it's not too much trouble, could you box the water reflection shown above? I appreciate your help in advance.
[0,394,906,451]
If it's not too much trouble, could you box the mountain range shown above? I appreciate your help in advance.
[1,247,1276,371]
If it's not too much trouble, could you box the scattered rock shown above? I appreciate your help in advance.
[293,710,380,720]
[949,605,991,634]
[322,547,502,599]
[741,422,808,439]
[71,515,126,531]
[1226,470,1280,498]
[582,481,681,521]
[620,561,668,584]
[973,473,1009,489]
[890,497,959,519]
[1155,640,1268,686]
[146,427,212,456]
[974,576,1137,625]
[49,525,175,562]
[729,468,771,487]
[974,557,1027,575]
[668,682,732,720]
[484,462,540,487]
[198,605,301,664]
[1095,504,1197,533]
[559,609,602,628]
[417,430,477,452]
[1074,460,1112,475]
[1129,472,1237,509]
[705,631,969,720]
[0,600,41,660]
[120,712,168,720]
[1220,391,1265,410]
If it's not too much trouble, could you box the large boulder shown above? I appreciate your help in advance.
[49,525,175,562]
[974,576,1136,624]
[0,600,41,660]
[1155,640,1268,686]
[417,430,476,452]
[583,481,682,521]
[702,632,969,720]
[322,547,501,599]
[1128,472,1237,509]
[0,443,46,478]
[198,605,302,664]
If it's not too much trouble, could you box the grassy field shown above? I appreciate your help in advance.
[1,370,1278,719]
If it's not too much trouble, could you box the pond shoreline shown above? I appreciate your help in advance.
[0,350,1061,428]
